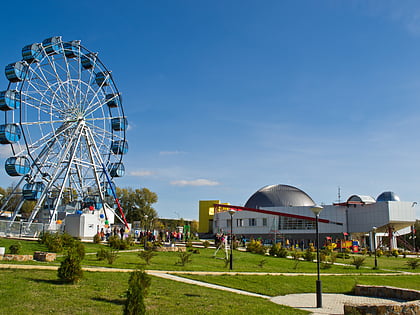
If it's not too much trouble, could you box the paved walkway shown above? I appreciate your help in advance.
[271,293,402,315]
[0,264,410,314]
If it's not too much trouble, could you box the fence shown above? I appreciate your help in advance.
[0,220,62,238]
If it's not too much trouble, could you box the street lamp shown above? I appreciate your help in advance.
[144,214,149,247]
[372,226,378,269]
[311,205,323,308]
[228,209,236,270]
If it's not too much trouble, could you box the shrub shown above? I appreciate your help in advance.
[108,235,131,250]
[176,250,192,266]
[351,256,366,269]
[391,249,399,258]
[269,243,288,258]
[406,258,420,270]
[9,243,21,254]
[202,240,210,248]
[246,239,266,255]
[258,259,267,268]
[96,248,108,261]
[290,250,301,260]
[138,250,157,265]
[93,233,101,244]
[185,240,193,248]
[124,270,151,315]
[57,247,83,284]
[105,249,119,264]
[40,232,63,252]
[96,248,118,264]
[303,248,315,262]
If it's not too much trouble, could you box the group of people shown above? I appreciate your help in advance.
[99,226,126,241]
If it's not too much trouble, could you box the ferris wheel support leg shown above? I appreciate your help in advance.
[7,199,26,230]
[0,175,26,215]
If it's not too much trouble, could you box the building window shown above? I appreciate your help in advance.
[236,219,243,227]
[249,218,256,226]
[278,217,315,230]
[262,218,267,226]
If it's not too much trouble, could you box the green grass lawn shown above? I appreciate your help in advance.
[181,274,420,296]
[0,269,308,315]
[1,237,420,314]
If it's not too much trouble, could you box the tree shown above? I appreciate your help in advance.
[116,187,158,225]
[124,270,151,315]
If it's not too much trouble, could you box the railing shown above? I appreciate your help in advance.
[0,220,62,238]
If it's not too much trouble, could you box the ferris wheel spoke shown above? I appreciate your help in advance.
[25,66,71,114]
[39,50,75,105]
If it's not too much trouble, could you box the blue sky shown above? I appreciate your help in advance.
[1,1,420,219]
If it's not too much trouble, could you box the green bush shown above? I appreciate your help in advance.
[96,248,118,264]
[246,239,266,255]
[269,243,288,258]
[123,270,151,315]
[406,258,420,270]
[108,235,131,250]
[303,248,315,262]
[176,250,192,266]
[57,247,83,284]
[351,256,366,269]
[138,250,157,265]
[202,240,210,248]
[8,243,21,254]
[93,233,101,244]
[96,248,108,261]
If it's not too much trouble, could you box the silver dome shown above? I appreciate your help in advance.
[244,184,315,208]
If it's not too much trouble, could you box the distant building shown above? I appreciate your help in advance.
[199,184,417,250]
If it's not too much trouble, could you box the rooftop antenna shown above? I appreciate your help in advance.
[337,186,341,203]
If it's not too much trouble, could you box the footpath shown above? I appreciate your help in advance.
[0,264,408,315]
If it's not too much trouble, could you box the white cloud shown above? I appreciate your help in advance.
[170,179,220,187]
[128,170,154,177]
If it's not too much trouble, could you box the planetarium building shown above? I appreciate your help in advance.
[200,184,417,250]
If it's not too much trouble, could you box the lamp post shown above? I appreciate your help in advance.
[144,214,149,247]
[228,209,236,270]
[372,226,377,269]
[311,205,323,308]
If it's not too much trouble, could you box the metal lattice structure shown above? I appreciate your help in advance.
[0,36,128,229]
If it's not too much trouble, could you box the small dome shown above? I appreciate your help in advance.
[245,184,315,208]
[347,195,376,204]
[377,191,400,202]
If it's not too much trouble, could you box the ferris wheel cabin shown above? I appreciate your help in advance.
[0,124,21,144]
[95,71,111,86]
[111,117,128,131]
[106,93,121,108]
[5,156,31,176]
[0,90,20,111]
[111,140,128,155]
[5,61,28,82]
[22,43,43,63]
[63,40,80,58]
[109,162,125,177]
[22,182,45,200]
[42,36,63,55]
[81,53,97,69]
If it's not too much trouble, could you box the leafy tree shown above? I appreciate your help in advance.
[116,187,158,225]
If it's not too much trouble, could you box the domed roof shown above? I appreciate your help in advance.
[244,184,315,208]
[347,195,376,204]
[376,191,400,202]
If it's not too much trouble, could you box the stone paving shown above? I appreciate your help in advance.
[271,293,402,315]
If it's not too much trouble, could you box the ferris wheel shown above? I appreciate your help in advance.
[0,36,128,228]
